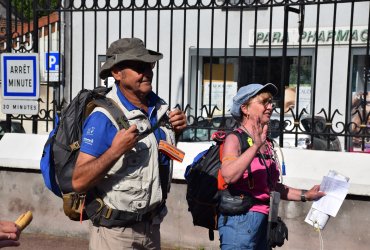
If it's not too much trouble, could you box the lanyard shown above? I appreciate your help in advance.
[258,148,274,191]
[240,126,274,191]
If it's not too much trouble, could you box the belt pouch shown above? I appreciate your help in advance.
[62,192,87,221]
[218,189,254,215]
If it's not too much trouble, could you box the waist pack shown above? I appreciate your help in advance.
[218,189,269,215]
[62,193,87,221]
[268,217,289,248]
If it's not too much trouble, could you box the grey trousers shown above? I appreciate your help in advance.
[88,220,160,250]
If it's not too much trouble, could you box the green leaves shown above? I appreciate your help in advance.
[10,0,59,21]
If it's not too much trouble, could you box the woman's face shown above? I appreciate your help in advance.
[241,92,274,125]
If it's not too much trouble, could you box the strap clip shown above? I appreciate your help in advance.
[70,141,80,151]
[104,207,113,219]
[94,198,105,213]
[136,213,143,221]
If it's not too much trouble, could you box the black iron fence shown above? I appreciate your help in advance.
[1,0,370,152]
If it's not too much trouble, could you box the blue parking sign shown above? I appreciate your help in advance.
[45,52,60,72]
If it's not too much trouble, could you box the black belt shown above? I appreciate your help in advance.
[85,198,164,228]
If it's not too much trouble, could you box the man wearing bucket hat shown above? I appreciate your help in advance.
[218,83,325,249]
[72,38,186,250]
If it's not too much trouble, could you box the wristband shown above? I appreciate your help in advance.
[301,190,307,202]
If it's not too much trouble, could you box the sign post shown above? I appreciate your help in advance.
[1,53,40,115]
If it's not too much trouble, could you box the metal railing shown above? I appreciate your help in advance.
[1,0,369,152]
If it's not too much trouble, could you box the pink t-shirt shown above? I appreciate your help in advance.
[231,146,280,215]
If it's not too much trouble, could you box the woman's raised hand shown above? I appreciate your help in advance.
[249,117,268,149]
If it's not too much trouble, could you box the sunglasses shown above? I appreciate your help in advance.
[249,98,275,109]
[118,61,156,73]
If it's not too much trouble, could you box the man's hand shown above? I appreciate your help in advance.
[110,124,139,158]
[168,109,187,134]
[0,220,20,248]
[72,124,139,193]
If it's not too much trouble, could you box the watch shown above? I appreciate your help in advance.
[301,190,307,202]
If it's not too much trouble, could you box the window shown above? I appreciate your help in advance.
[188,48,314,118]
[239,56,312,114]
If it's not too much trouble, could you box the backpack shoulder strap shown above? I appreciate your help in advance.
[229,128,254,189]
[139,113,169,139]
[93,97,169,139]
[217,129,249,163]
[92,97,130,130]
[217,129,251,191]
[230,128,250,152]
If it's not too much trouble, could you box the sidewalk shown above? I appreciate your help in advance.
[16,233,89,250]
[16,233,178,250]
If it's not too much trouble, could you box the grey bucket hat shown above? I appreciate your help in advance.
[230,83,278,120]
[99,38,163,79]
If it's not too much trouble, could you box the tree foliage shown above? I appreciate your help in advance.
[10,0,59,21]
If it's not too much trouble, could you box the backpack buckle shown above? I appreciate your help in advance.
[136,213,143,221]
[103,207,112,219]
[94,198,105,213]
[118,117,130,130]
[70,141,80,151]
[211,131,226,143]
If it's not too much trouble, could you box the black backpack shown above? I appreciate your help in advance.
[184,129,249,240]
[40,86,129,221]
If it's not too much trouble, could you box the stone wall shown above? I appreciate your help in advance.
[0,169,369,249]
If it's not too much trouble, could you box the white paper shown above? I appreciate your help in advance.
[312,176,350,217]
[305,170,349,230]
[327,170,350,182]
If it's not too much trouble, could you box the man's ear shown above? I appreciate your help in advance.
[111,67,121,81]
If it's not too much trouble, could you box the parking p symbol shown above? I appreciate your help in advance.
[45,52,60,72]
[49,56,56,68]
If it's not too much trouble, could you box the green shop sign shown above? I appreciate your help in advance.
[249,26,368,47]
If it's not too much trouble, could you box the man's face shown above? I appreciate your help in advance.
[112,60,155,96]
[284,87,296,113]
